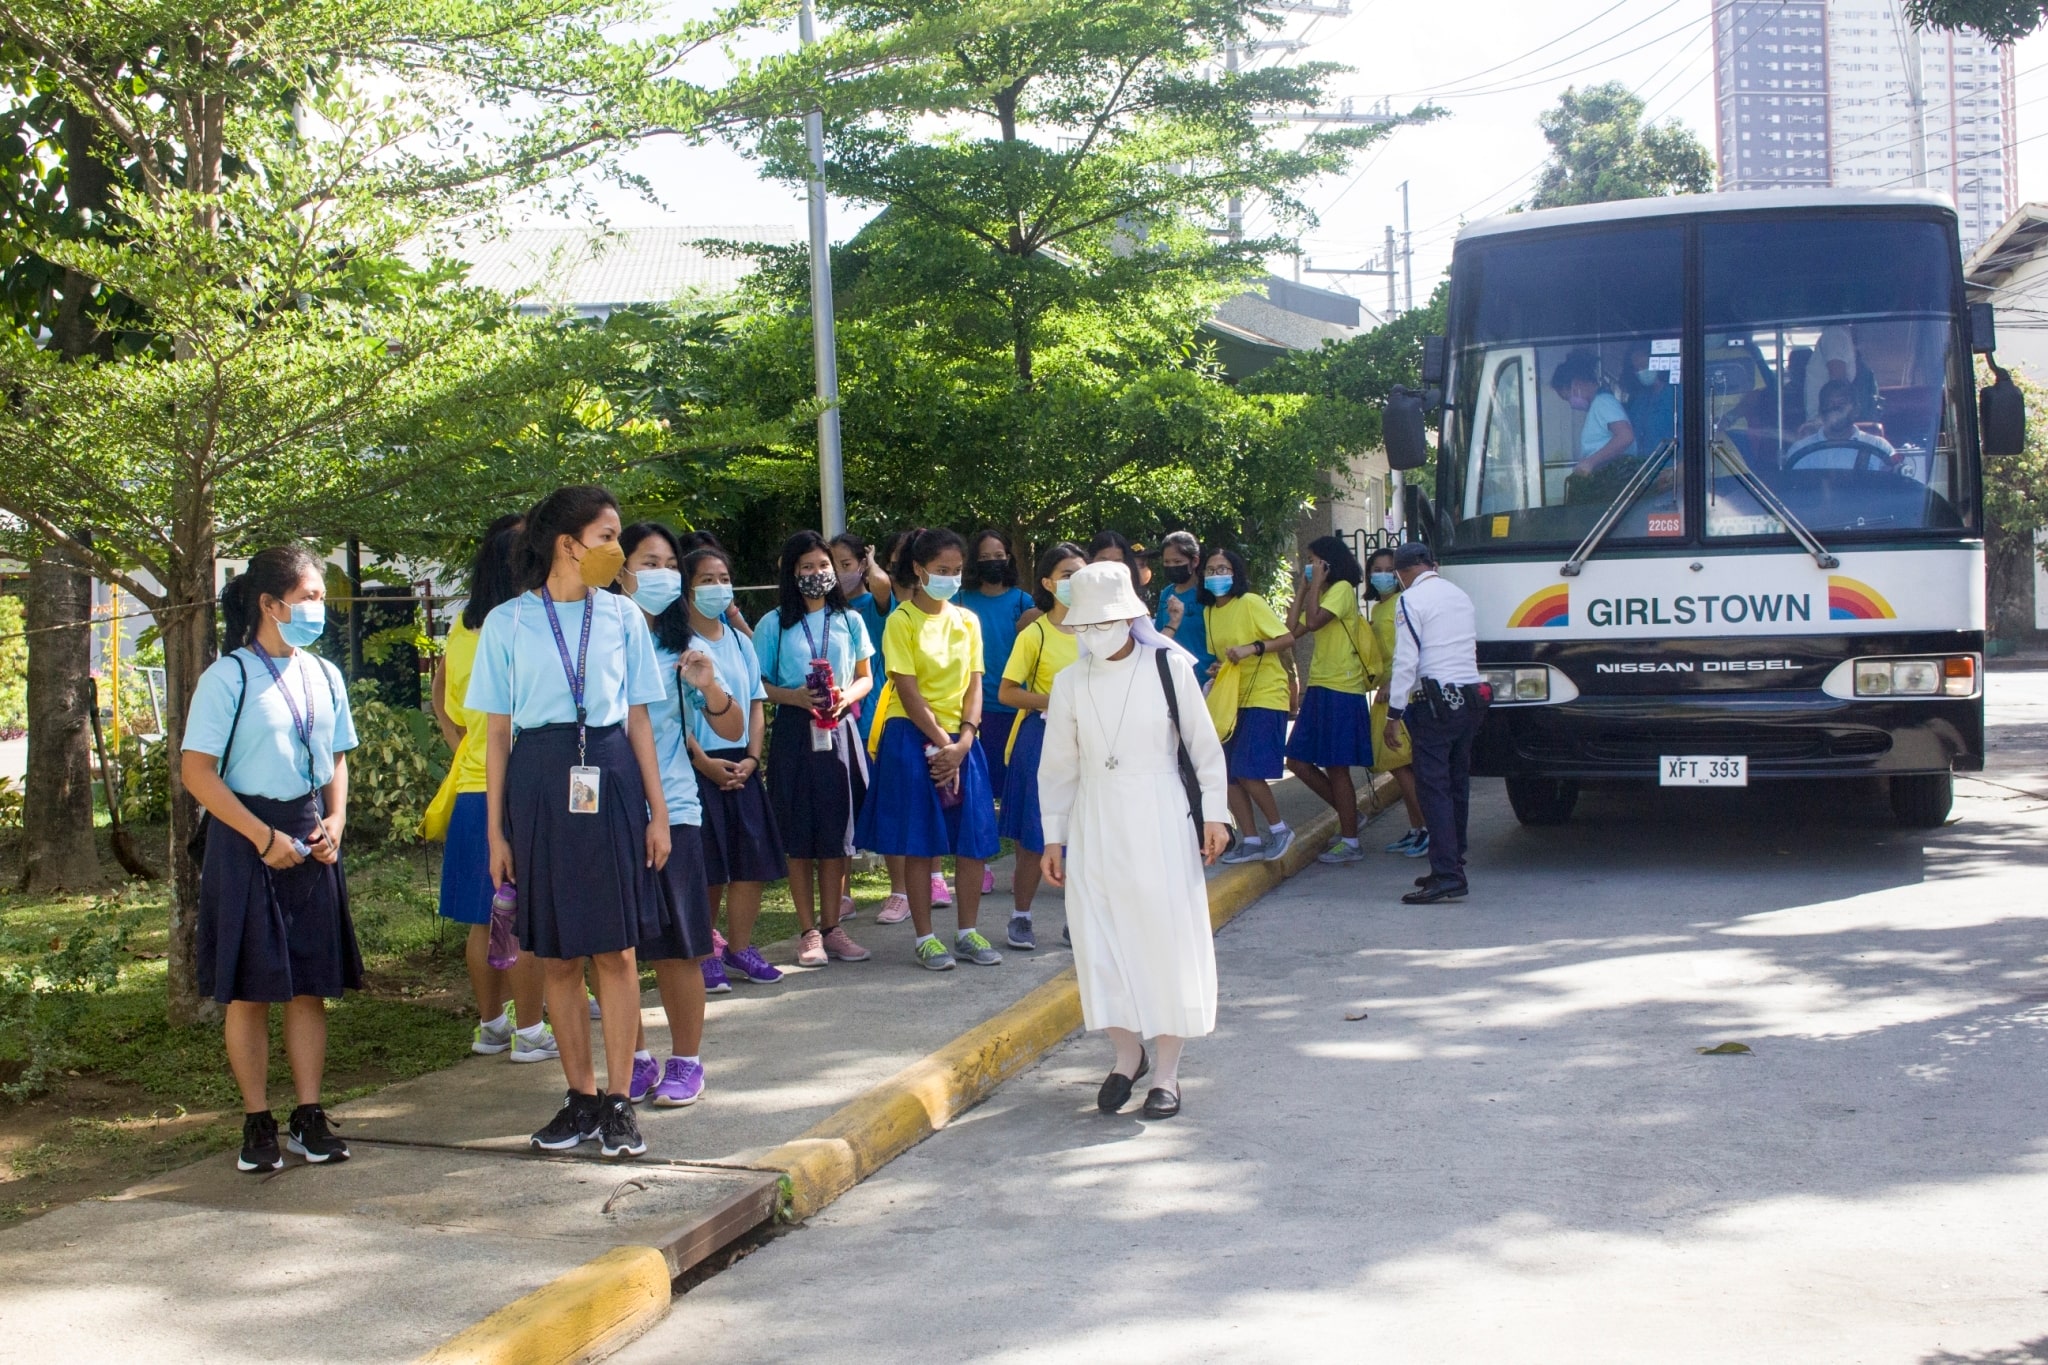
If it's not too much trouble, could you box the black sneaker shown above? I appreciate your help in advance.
[598,1094,647,1159]
[286,1103,350,1163]
[531,1090,603,1151]
[238,1110,282,1173]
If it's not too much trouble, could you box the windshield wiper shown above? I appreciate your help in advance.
[1559,437,1677,577]
[1710,438,1839,569]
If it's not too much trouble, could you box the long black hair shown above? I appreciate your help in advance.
[1196,546,1250,607]
[1030,541,1088,613]
[879,530,915,589]
[1364,546,1398,602]
[777,530,850,627]
[461,513,526,630]
[968,528,1018,588]
[220,544,324,650]
[619,522,692,653]
[1304,534,1364,593]
[1087,529,1145,591]
[513,484,617,591]
[889,527,966,592]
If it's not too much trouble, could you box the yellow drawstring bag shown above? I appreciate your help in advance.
[1205,657,1244,742]
[866,679,896,758]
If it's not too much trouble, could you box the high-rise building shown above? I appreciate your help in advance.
[1712,0,2016,250]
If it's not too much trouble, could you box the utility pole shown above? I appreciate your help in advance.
[1400,179,1414,314]
[1303,249,1396,321]
[799,0,846,536]
[1226,40,1243,242]
[1899,12,1928,188]
[1385,225,1398,319]
[345,536,362,680]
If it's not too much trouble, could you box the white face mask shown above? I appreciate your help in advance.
[1078,620,1133,659]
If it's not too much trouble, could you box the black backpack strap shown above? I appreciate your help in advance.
[217,653,249,776]
[1155,647,1205,839]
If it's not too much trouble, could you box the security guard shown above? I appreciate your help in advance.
[1381,543,1485,903]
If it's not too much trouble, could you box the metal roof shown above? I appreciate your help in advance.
[1457,188,1956,244]
[452,225,803,313]
[1964,203,2048,291]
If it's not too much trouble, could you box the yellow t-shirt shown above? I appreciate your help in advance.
[878,601,983,733]
[1367,591,1403,690]
[1001,617,1081,696]
[1305,583,1369,695]
[440,620,491,794]
[1204,594,1290,711]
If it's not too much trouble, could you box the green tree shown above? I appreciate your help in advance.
[1527,82,1714,211]
[1907,0,2048,40]
[1984,366,2048,648]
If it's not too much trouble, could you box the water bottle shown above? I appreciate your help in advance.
[487,883,520,969]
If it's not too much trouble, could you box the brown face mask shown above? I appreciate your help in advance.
[577,539,625,588]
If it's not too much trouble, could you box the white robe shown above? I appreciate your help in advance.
[1040,644,1231,1038]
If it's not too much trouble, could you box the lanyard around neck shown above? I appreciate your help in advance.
[540,587,596,763]
[249,642,316,788]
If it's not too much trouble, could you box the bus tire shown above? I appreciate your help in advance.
[1506,777,1579,826]
[1889,772,1953,828]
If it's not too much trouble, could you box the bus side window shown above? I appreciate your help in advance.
[1478,354,1530,515]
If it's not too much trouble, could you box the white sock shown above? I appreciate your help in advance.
[915,933,938,948]
[515,1021,549,1040]
[1152,1035,1186,1094]
[1107,1026,1143,1078]
[1270,821,1291,835]
[1341,837,1360,849]
[634,1049,653,1063]
[1012,909,1032,921]
[676,1055,700,1067]
[1242,834,1266,846]
[480,1011,508,1032]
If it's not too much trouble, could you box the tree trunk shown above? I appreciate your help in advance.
[162,558,218,1027]
[18,551,103,890]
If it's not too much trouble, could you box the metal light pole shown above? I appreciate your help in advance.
[799,0,846,536]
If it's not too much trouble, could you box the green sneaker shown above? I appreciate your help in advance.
[954,929,1003,966]
[915,936,956,971]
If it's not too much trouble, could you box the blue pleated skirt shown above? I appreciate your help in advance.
[1283,686,1376,768]
[997,711,1047,853]
[699,746,790,886]
[978,710,1017,799]
[1224,706,1288,781]
[198,792,363,1004]
[639,823,717,962]
[437,791,494,925]
[503,722,661,959]
[854,718,1000,859]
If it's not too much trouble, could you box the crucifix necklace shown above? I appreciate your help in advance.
[1084,652,1142,770]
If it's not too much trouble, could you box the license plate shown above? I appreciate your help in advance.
[1660,755,1747,787]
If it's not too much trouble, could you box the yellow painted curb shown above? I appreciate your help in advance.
[414,1245,671,1365]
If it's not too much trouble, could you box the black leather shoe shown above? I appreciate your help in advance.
[1414,872,1437,888]
[1402,880,1468,904]
[1141,1087,1181,1120]
[1096,1048,1150,1113]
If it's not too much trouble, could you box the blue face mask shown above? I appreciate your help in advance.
[693,583,735,618]
[279,601,325,649]
[1053,580,1074,607]
[1370,572,1399,596]
[925,573,961,602]
[1204,575,1233,597]
[630,568,682,617]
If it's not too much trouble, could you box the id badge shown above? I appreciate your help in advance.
[568,765,602,814]
[811,720,836,752]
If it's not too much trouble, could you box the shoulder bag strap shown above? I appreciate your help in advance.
[1155,647,1206,840]
[217,653,249,776]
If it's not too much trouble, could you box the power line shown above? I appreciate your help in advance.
[1421,1,1703,101]
[1380,0,1636,98]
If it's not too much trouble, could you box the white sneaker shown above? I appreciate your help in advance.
[472,1016,513,1055]
[1264,827,1296,862]
[1316,838,1364,865]
[511,1024,559,1063]
[1220,838,1266,865]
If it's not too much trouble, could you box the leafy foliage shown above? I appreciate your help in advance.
[0,596,23,736]
[0,900,136,1098]
[0,777,21,830]
[116,736,169,826]
[1906,0,2048,40]
[344,683,451,847]
[1527,83,1714,211]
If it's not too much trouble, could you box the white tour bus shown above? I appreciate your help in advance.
[1381,189,2026,829]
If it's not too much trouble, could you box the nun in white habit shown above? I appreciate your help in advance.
[1041,562,1232,1119]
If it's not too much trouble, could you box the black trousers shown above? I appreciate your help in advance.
[1406,702,1481,884]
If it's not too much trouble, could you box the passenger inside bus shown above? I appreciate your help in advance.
[1784,379,1897,471]
[1550,350,1636,504]
[1620,343,1676,456]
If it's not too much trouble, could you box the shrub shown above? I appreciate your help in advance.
[0,776,21,830]
[0,594,23,737]
[0,901,137,1099]
[345,680,450,845]
[117,734,171,825]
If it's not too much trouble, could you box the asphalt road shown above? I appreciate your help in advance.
[616,672,2048,1365]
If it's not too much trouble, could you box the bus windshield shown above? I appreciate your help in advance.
[1440,213,1978,550]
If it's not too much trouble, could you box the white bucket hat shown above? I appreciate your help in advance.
[1063,561,1149,627]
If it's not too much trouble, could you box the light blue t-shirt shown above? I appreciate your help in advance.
[1154,582,1213,679]
[688,623,765,753]
[184,647,358,802]
[752,607,873,697]
[465,589,665,730]
[955,587,1033,717]
[647,643,702,827]
[1580,390,1633,459]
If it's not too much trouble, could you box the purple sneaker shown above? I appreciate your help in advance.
[651,1057,705,1107]
[627,1054,660,1105]
[722,943,784,985]
[701,954,732,994]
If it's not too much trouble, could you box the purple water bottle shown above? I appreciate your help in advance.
[487,883,519,969]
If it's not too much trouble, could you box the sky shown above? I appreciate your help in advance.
[554,0,2048,311]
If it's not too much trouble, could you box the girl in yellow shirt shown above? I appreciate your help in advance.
[1284,535,1377,864]
[994,542,1087,951]
[1202,546,1300,864]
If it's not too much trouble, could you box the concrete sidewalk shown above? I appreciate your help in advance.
[0,771,1385,1363]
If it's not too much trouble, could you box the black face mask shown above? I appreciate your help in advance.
[1163,562,1193,585]
[976,560,1008,584]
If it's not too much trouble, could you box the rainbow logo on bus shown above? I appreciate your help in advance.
[1507,585,1570,629]
[1827,576,1897,621]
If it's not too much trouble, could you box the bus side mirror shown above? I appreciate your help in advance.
[1980,363,2026,457]
[1969,302,1998,355]
[1421,335,1447,387]
[1384,386,1431,471]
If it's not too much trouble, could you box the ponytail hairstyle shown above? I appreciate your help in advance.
[677,529,726,556]
[889,527,966,594]
[619,522,692,653]
[1030,541,1088,613]
[1304,534,1364,593]
[461,513,526,630]
[513,484,618,591]
[777,530,848,627]
[879,530,914,590]
[220,543,324,651]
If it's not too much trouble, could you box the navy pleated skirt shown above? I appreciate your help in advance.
[639,823,717,962]
[855,718,1000,859]
[504,722,659,959]
[198,792,363,1004]
[766,704,868,861]
[997,711,1047,854]
[437,791,494,925]
[977,711,1017,799]
[1283,686,1376,768]
[699,746,789,886]
[1224,706,1289,782]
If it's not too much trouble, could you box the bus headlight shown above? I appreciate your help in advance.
[1836,656,1979,700]
[1483,666,1551,703]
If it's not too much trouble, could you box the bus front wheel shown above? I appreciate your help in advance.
[1506,777,1579,826]
[1889,772,1953,829]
